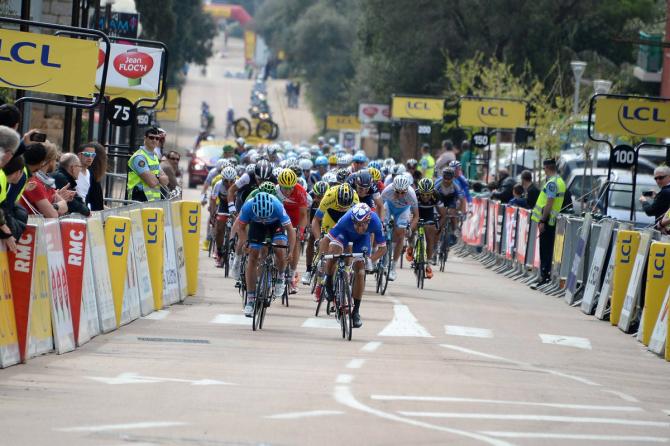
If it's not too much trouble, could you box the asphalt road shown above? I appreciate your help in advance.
[1,36,669,446]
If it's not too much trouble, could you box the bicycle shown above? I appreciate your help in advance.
[281,266,291,307]
[323,252,363,341]
[216,213,234,275]
[437,220,450,273]
[412,220,432,289]
[375,220,394,295]
[252,241,288,331]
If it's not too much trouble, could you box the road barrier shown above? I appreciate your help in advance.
[459,197,670,362]
[0,200,201,368]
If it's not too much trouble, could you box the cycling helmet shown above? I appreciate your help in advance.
[278,168,298,187]
[442,167,455,179]
[313,181,329,196]
[417,177,434,193]
[236,165,246,176]
[354,170,372,188]
[251,192,274,219]
[215,159,227,170]
[266,144,280,154]
[350,203,372,222]
[393,174,411,192]
[392,164,406,175]
[328,137,337,145]
[336,168,349,184]
[323,172,338,185]
[299,151,312,160]
[245,163,256,175]
[352,153,368,164]
[336,183,355,207]
[236,137,245,145]
[255,160,272,180]
[449,160,462,169]
[221,166,237,181]
[368,167,382,182]
[258,181,277,195]
[289,165,302,177]
[315,155,328,167]
[406,158,418,168]
[340,154,353,166]
[299,158,313,171]
[368,160,381,170]
[384,158,395,167]
[328,154,338,165]
[272,166,283,178]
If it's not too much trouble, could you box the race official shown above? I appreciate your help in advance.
[127,127,169,202]
[418,143,435,179]
[530,159,566,288]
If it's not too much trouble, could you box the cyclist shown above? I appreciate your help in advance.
[327,154,338,170]
[348,170,383,221]
[406,158,422,183]
[266,143,284,164]
[435,167,466,243]
[351,153,368,173]
[381,174,419,281]
[450,160,472,206]
[212,166,238,267]
[232,192,296,317]
[309,155,329,187]
[201,158,228,203]
[406,177,447,279]
[276,168,309,294]
[368,166,385,192]
[302,180,329,285]
[323,203,387,328]
[244,180,278,201]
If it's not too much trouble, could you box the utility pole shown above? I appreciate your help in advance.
[662,0,670,97]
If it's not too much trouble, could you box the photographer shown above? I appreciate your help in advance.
[640,166,670,227]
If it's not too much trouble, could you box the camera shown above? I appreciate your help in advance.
[29,132,47,142]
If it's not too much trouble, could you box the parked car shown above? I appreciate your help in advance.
[558,149,657,182]
[594,171,657,226]
[187,141,226,188]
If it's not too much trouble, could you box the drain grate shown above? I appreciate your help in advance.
[137,337,210,344]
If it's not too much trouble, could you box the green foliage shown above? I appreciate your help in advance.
[135,0,217,87]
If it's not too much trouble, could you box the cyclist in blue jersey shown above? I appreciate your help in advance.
[381,175,419,280]
[232,192,296,317]
[450,160,472,205]
[324,203,387,328]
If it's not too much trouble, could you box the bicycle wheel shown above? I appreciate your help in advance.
[417,262,424,289]
[380,249,392,295]
[253,269,268,331]
[341,273,353,341]
[282,269,289,307]
[315,285,324,317]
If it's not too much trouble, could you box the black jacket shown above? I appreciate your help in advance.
[491,176,516,203]
[642,184,670,223]
[525,183,540,209]
[51,167,91,216]
[86,172,104,212]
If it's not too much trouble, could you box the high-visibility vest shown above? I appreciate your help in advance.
[14,167,29,203]
[127,148,161,201]
[0,170,7,204]
[531,175,566,226]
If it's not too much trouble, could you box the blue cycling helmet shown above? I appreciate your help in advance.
[352,153,368,163]
[315,155,328,167]
[368,160,381,170]
[350,203,372,222]
[251,192,274,220]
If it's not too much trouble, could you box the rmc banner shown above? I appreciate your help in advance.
[594,96,670,139]
[458,98,527,129]
[391,96,445,121]
[0,28,98,97]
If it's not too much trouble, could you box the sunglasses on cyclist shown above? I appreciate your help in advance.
[395,190,407,195]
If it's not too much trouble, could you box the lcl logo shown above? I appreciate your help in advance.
[111,222,127,256]
[0,39,61,89]
[406,101,430,111]
[478,106,509,117]
[617,104,667,135]
[652,247,666,279]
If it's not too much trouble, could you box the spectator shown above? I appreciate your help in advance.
[51,153,90,216]
[20,142,74,217]
[1,155,28,244]
[490,168,515,203]
[86,142,107,211]
[417,143,435,179]
[660,207,670,234]
[520,170,540,209]
[640,165,670,225]
[459,140,477,179]
[0,125,21,252]
[435,139,456,173]
[160,150,181,192]
[0,104,21,131]
[74,142,97,201]
[508,184,528,207]
[225,107,234,137]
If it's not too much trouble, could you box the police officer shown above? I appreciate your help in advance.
[530,159,566,289]
[127,127,169,202]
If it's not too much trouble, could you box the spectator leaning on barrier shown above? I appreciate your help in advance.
[21,142,76,217]
[127,127,169,202]
[660,207,670,235]
[74,142,97,201]
[640,165,670,226]
[87,142,107,211]
[0,125,21,252]
[520,170,540,209]
[508,184,528,208]
[459,140,477,179]
[530,159,566,289]
[490,168,515,203]
[418,143,435,179]
[52,153,91,217]
[1,155,28,244]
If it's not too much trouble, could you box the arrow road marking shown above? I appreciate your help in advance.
[378,305,432,337]
[86,372,236,386]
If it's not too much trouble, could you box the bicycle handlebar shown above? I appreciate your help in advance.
[323,253,365,260]
[245,240,289,249]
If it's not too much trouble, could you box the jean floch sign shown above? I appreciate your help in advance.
[594,96,670,139]
[0,29,98,97]
[96,42,163,98]
[459,98,527,129]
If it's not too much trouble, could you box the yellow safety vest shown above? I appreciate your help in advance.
[0,170,7,204]
[531,175,566,226]
[127,148,161,201]
[419,154,435,179]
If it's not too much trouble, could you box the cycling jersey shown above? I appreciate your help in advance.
[346,175,380,208]
[328,209,386,255]
[238,194,290,226]
[315,184,360,232]
[276,183,308,227]
[234,172,277,208]
[309,190,323,220]
[212,178,233,213]
[381,184,418,227]
[454,175,472,204]
[417,190,444,221]
[434,178,463,208]
[238,194,291,249]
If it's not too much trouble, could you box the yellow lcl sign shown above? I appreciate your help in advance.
[459,99,527,129]
[391,96,444,121]
[326,115,361,130]
[595,97,670,138]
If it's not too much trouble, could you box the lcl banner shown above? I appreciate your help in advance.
[96,42,163,98]
[594,96,670,139]
[326,115,361,130]
[391,96,445,121]
[0,28,98,97]
[459,98,527,129]
[358,103,390,123]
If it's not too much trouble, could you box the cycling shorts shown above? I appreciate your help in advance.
[248,221,287,249]
[383,202,411,227]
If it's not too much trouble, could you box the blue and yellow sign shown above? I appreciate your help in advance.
[104,216,131,325]
[391,96,444,121]
[459,98,527,129]
[610,230,640,326]
[180,201,201,296]
[595,96,670,138]
[141,208,164,310]
[642,242,670,346]
[0,28,98,97]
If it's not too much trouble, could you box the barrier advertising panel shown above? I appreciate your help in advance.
[171,201,188,301]
[486,201,496,252]
[161,203,180,305]
[581,219,615,314]
[8,225,36,362]
[28,219,54,358]
[648,286,669,358]
[121,227,141,326]
[43,220,75,354]
[565,214,592,305]
[129,209,154,315]
[619,232,652,332]
[87,216,117,332]
[81,241,100,340]
[610,230,641,326]
[180,201,201,295]
[141,208,164,310]
[0,242,20,367]
[60,219,87,344]
[104,216,131,326]
[516,208,530,265]
[640,242,670,345]
[504,206,517,260]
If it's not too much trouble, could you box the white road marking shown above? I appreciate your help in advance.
[664,409,670,416]
[440,344,601,386]
[539,333,592,350]
[601,389,639,402]
[86,372,235,386]
[378,305,432,337]
[398,412,669,427]
[141,310,169,320]
[334,386,513,446]
[302,318,339,329]
[346,359,366,369]
[370,395,642,412]
[481,432,669,443]
[445,325,493,338]
[210,314,249,325]
[266,410,344,419]
[336,374,353,384]
[361,341,382,352]
[56,421,188,432]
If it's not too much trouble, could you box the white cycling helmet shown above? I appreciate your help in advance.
[272,166,283,178]
[393,174,411,192]
[215,159,227,170]
[299,158,313,171]
[221,166,237,181]
[392,164,406,175]
[245,163,256,175]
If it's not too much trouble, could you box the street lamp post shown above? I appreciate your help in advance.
[593,79,613,95]
[570,61,587,115]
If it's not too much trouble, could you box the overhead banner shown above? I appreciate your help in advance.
[391,96,444,121]
[96,42,163,98]
[0,28,98,97]
[358,103,390,123]
[326,115,361,130]
[594,96,670,138]
[459,98,527,129]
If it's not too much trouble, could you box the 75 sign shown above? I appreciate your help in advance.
[107,97,136,127]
